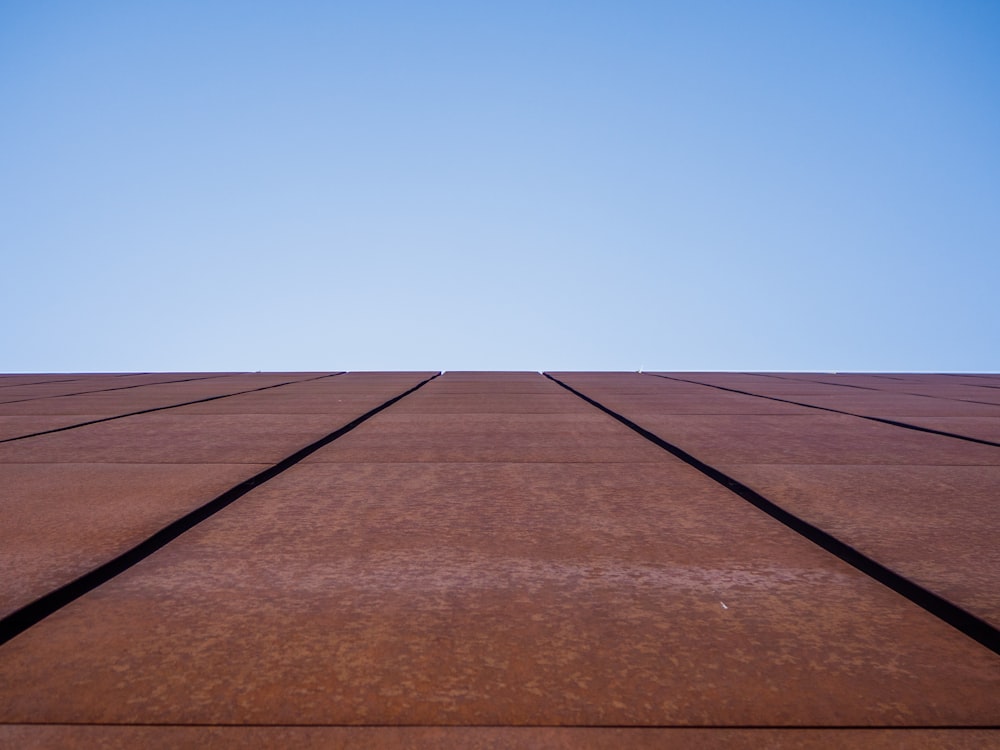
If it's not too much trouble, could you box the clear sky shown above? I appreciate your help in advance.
[2,1,998,372]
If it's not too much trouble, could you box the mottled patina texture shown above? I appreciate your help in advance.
[554,371,1000,628]
[0,373,434,619]
[1,371,998,745]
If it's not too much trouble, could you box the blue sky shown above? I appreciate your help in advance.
[2,1,998,372]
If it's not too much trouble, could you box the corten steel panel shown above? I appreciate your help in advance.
[1,462,998,726]
[0,463,270,619]
[713,464,1000,626]
[648,374,1000,443]
[1,375,999,728]
[864,372,1000,386]
[172,377,439,416]
[945,375,1000,388]
[0,373,435,620]
[561,373,1000,459]
[0,380,131,401]
[717,373,1000,408]
[173,393,424,416]
[439,371,545,379]
[0,373,272,404]
[744,374,912,390]
[809,374,1000,392]
[719,381,1000,415]
[561,411,999,465]
[779,374,902,385]
[659,373,841,390]
[643,373,1000,443]
[564,395,804,415]
[738,373,1000,404]
[0,373,232,401]
[893,416,1000,443]
[1,727,997,750]
[551,373,1000,628]
[407,383,560,394]
[303,413,668,463]
[660,375,844,396]
[948,391,1000,406]
[304,372,671,462]
[305,383,666,462]
[388,394,595,414]
[0,374,432,463]
[1,372,330,395]
[774,394,1000,417]
[532,384,816,415]
[881,388,1000,407]
[0,375,91,386]
[0,413,351,463]
[0,416,107,441]
[0,373,336,417]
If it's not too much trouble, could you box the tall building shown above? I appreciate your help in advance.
[1,370,998,746]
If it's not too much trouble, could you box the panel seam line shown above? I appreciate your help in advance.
[0,372,441,647]
[647,373,1000,448]
[543,373,1000,657]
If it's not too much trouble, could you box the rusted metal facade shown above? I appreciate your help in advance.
[1,371,998,747]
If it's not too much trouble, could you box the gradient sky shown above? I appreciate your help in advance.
[2,1,998,372]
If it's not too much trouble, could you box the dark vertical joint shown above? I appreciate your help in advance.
[0,372,441,647]
[544,373,1000,657]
